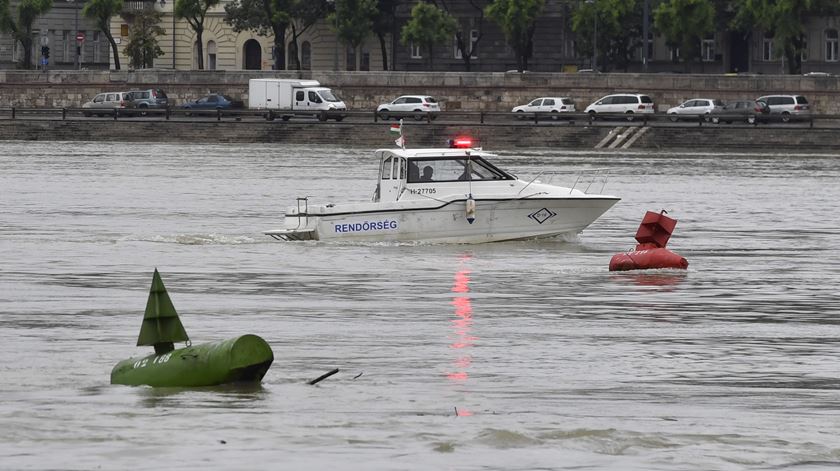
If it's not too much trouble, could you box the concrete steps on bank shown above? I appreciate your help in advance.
[594,126,650,149]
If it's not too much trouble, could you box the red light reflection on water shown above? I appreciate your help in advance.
[447,256,477,385]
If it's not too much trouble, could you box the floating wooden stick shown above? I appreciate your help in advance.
[308,368,339,385]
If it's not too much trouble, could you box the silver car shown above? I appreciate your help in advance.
[666,98,724,121]
[376,95,441,121]
[756,95,811,122]
[81,92,133,117]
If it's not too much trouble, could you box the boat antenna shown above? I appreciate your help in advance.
[137,268,189,354]
[465,150,473,194]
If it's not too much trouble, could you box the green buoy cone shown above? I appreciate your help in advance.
[111,269,274,387]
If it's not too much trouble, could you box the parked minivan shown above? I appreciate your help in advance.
[756,95,810,122]
[81,92,133,117]
[584,93,655,120]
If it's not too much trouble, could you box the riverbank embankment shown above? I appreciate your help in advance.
[4,118,840,153]
[2,69,840,113]
[3,70,839,152]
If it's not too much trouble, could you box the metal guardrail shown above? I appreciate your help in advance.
[0,107,833,128]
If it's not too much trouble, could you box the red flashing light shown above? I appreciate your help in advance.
[450,137,473,148]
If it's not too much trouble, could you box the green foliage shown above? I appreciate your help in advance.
[654,0,715,63]
[123,8,165,69]
[401,1,457,69]
[329,0,376,50]
[572,0,642,72]
[175,0,220,27]
[83,0,124,70]
[225,0,294,69]
[0,0,53,69]
[485,0,544,72]
[287,0,329,69]
[371,0,399,70]
[730,0,825,73]
[175,0,220,69]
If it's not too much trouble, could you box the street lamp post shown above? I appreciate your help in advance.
[586,0,597,71]
[66,0,79,69]
[159,0,175,69]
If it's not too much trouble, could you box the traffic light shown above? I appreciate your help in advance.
[41,46,49,58]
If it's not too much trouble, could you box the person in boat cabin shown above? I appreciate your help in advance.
[420,166,434,182]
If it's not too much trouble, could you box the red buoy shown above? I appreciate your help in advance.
[609,210,688,271]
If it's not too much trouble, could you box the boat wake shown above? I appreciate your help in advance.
[133,234,261,245]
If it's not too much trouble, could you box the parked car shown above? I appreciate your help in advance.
[376,95,440,120]
[512,97,576,119]
[710,100,770,124]
[127,88,169,114]
[584,93,655,120]
[180,94,245,115]
[666,98,724,121]
[756,95,810,122]
[81,92,134,117]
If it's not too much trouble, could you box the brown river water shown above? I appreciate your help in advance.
[1,141,839,470]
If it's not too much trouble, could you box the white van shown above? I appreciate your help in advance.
[248,79,347,121]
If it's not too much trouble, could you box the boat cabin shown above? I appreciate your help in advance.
[374,148,514,202]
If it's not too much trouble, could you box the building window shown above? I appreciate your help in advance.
[207,40,216,70]
[63,30,70,62]
[800,36,808,62]
[120,24,129,37]
[346,45,356,71]
[360,50,370,71]
[647,32,654,59]
[702,34,715,62]
[287,42,295,69]
[454,30,478,59]
[93,31,100,62]
[763,33,774,61]
[410,42,421,59]
[827,29,839,62]
[301,41,311,70]
[669,46,680,61]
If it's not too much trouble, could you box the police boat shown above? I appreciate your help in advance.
[264,138,620,244]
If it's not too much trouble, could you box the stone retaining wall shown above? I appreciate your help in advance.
[3,119,839,153]
[2,70,839,114]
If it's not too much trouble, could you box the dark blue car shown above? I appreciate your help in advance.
[181,94,244,115]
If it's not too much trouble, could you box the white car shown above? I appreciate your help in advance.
[376,95,440,120]
[512,97,576,119]
[666,98,724,121]
[584,93,655,120]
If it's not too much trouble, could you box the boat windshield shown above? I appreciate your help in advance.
[406,157,513,183]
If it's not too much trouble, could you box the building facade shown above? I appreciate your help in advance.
[0,1,110,70]
[3,0,840,75]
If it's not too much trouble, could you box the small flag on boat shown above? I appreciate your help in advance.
[395,135,405,148]
[389,123,402,135]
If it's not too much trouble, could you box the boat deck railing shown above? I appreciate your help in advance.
[526,168,611,194]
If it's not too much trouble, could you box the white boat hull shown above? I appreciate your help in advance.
[266,196,618,243]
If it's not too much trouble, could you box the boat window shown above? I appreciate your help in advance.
[381,157,393,180]
[398,158,407,180]
[408,161,420,181]
[406,157,513,183]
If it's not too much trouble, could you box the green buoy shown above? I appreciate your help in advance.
[111,269,274,387]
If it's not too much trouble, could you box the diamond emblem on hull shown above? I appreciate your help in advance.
[528,208,557,224]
